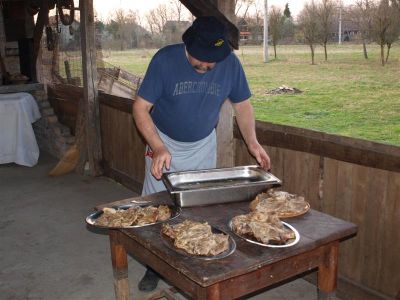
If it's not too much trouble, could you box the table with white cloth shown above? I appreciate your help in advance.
[0,92,41,167]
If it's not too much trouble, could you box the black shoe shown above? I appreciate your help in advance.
[138,268,160,292]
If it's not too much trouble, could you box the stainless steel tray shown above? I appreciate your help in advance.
[162,165,281,207]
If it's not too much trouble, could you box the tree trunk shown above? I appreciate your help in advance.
[324,42,328,61]
[362,40,368,59]
[380,44,385,66]
[310,44,315,65]
[385,43,391,63]
[274,44,277,59]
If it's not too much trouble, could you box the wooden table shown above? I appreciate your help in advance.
[97,191,357,300]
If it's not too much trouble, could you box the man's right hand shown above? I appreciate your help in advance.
[150,145,171,180]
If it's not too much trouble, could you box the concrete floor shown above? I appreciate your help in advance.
[0,152,320,300]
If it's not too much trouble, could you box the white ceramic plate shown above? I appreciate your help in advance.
[86,204,181,229]
[229,220,300,248]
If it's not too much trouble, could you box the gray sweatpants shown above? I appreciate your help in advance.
[142,128,217,196]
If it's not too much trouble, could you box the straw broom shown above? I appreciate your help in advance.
[48,99,86,176]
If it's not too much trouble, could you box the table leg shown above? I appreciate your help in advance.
[317,241,339,300]
[195,284,221,300]
[109,230,130,300]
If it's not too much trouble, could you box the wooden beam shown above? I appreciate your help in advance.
[79,0,103,176]
[214,0,236,168]
[33,0,49,66]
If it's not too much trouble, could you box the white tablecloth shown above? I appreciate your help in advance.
[0,92,41,167]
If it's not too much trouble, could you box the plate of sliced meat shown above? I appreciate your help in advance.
[249,190,310,219]
[86,204,181,228]
[229,212,300,248]
[161,219,236,260]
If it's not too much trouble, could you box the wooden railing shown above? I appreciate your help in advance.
[48,84,145,193]
[47,84,400,300]
[235,122,400,300]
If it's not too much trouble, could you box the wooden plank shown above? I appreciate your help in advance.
[79,0,103,176]
[216,101,234,168]
[100,105,145,189]
[334,161,353,220]
[234,138,255,166]
[361,168,388,292]
[343,164,369,282]
[267,146,284,182]
[279,149,320,208]
[322,158,338,217]
[234,121,400,173]
[380,171,400,297]
[213,0,236,170]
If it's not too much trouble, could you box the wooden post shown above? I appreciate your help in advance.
[109,230,130,300]
[215,0,236,168]
[33,0,49,67]
[317,241,339,300]
[79,0,103,176]
[64,60,72,83]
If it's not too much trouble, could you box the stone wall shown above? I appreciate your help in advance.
[31,88,75,159]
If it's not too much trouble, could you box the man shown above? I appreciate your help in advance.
[132,16,271,292]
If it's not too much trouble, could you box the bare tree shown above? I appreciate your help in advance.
[235,0,255,19]
[253,0,264,26]
[170,0,184,21]
[384,2,400,62]
[112,9,141,50]
[370,0,393,65]
[317,0,336,61]
[114,9,127,51]
[268,6,284,59]
[349,0,373,59]
[298,1,320,64]
[145,4,170,35]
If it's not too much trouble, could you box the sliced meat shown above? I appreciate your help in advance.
[161,219,229,256]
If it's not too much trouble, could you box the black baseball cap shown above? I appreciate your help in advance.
[182,16,231,63]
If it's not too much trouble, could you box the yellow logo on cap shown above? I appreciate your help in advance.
[214,39,224,47]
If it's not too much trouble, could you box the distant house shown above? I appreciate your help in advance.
[237,18,251,42]
[330,13,361,42]
[162,20,191,45]
[237,18,263,45]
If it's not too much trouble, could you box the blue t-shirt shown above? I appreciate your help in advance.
[137,43,251,142]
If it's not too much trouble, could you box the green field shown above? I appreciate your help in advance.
[103,44,400,146]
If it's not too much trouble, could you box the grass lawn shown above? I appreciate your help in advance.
[103,44,400,146]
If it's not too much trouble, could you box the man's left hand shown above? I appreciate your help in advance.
[248,142,271,171]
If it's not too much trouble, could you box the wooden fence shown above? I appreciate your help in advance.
[235,122,400,300]
[47,84,400,300]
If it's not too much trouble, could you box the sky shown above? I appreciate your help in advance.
[94,0,357,21]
